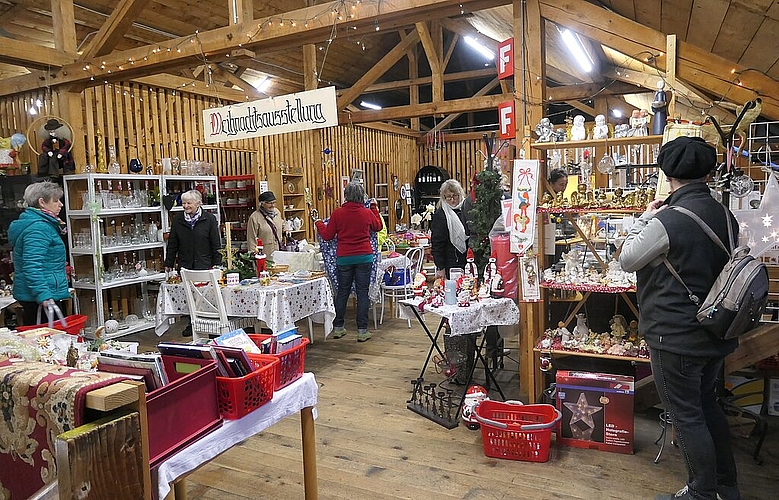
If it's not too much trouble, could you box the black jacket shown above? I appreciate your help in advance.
[164,211,222,270]
[620,183,738,356]
[430,206,467,276]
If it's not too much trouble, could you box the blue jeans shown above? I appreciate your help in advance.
[334,262,372,331]
[650,347,739,500]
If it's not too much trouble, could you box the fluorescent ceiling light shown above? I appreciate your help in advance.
[611,109,622,118]
[464,36,494,60]
[561,29,593,73]
[360,101,382,110]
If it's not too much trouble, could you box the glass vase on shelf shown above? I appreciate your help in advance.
[107,145,121,174]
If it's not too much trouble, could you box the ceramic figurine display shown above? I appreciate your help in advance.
[651,81,668,135]
[592,114,610,139]
[254,238,267,276]
[572,313,589,343]
[613,123,630,138]
[535,117,554,142]
[570,115,587,141]
[464,248,478,278]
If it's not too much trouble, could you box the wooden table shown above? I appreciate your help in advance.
[155,373,319,500]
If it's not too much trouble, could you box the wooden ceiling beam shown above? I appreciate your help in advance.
[537,0,779,119]
[131,74,251,101]
[430,76,501,132]
[357,68,496,93]
[0,0,511,97]
[546,80,649,102]
[340,93,510,124]
[51,0,77,54]
[337,31,420,110]
[229,0,254,25]
[416,21,443,101]
[211,65,263,98]
[79,0,152,59]
[565,100,595,116]
[0,37,76,69]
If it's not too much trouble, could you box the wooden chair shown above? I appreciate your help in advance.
[179,268,255,342]
[379,247,424,328]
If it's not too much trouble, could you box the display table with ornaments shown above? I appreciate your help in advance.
[399,297,519,428]
[156,373,319,500]
[155,276,335,338]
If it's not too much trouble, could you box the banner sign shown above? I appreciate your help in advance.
[498,100,515,139]
[497,38,514,79]
[202,86,338,144]
[510,159,539,254]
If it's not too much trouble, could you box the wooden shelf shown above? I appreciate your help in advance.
[530,134,663,150]
[533,347,650,364]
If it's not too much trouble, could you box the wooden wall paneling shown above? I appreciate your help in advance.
[106,85,119,166]
[115,86,128,168]
[182,94,194,163]
[131,85,147,168]
[157,90,169,160]
[122,85,137,162]
[174,92,185,162]
[150,89,162,161]
[83,88,96,171]
[141,86,153,166]
[95,87,107,162]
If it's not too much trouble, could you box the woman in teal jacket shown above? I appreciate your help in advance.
[9,180,70,326]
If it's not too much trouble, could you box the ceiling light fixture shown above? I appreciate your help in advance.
[561,29,593,73]
[360,101,382,110]
[611,109,623,118]
[464,36,494,60]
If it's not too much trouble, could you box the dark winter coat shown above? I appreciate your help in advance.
[8,208,70,304]
[164,210,222,270]
[430,205,467,276]
[619,182,739,357]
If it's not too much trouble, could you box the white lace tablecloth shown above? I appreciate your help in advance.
[155,276,335,336]
[155,372,318,500]
[372,254,412,303]
[399,297,519,335]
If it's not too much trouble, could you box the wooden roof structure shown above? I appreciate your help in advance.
[0,0,778,133]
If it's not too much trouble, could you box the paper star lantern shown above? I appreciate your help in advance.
[733,173,779,258]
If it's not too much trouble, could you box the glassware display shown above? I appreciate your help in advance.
[107,145,121,174]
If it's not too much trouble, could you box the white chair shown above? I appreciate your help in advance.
[179,268,256,342]
[379,247,424,328]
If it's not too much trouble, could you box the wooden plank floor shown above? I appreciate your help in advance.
[126,315,779,500]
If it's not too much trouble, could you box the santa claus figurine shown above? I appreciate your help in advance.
[464,248,478,278]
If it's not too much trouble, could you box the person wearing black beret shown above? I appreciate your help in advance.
[619,136,741,500]
[247,190,283,258]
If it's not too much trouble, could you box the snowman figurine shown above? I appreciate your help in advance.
[464,248,478,278]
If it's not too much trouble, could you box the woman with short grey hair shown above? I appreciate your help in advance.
[314,181,383,342]
[164,189,222,336]
[9,180,70,326]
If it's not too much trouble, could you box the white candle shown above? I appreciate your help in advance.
[225,222,233,270]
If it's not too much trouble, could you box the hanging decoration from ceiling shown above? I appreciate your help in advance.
[733,173,779,258]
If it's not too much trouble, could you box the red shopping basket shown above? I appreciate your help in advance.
[474,401,561,462]
[17,314,89,336]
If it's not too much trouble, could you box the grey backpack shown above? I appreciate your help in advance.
[663,205,769,340]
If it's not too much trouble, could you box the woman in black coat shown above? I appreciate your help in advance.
[164,189,222,272]
[430,179,468,279]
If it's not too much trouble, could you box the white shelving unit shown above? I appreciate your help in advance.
[160,174,220,233]
[63,174,166,339]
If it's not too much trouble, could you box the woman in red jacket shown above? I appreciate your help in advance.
[315,182,383,342]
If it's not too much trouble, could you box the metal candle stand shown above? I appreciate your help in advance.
[407,378,459,429]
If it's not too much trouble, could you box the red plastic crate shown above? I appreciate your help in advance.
[249,334,308,390]
[474,401,561,462]
[216,354,279,419]
[17,314,89,335]
[149,356,223,467]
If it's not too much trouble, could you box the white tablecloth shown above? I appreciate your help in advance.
[155,372,318,500]
[155,276,335,336]
[399,297,519,335]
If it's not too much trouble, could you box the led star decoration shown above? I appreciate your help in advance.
[733,173,779,258]
[563,392,602,429]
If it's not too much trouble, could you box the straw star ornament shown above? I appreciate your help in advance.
[733,173,779,258]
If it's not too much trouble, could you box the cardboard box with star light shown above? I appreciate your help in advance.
[556,370,635,454]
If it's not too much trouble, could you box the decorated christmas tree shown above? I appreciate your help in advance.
[468,167,503,275]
